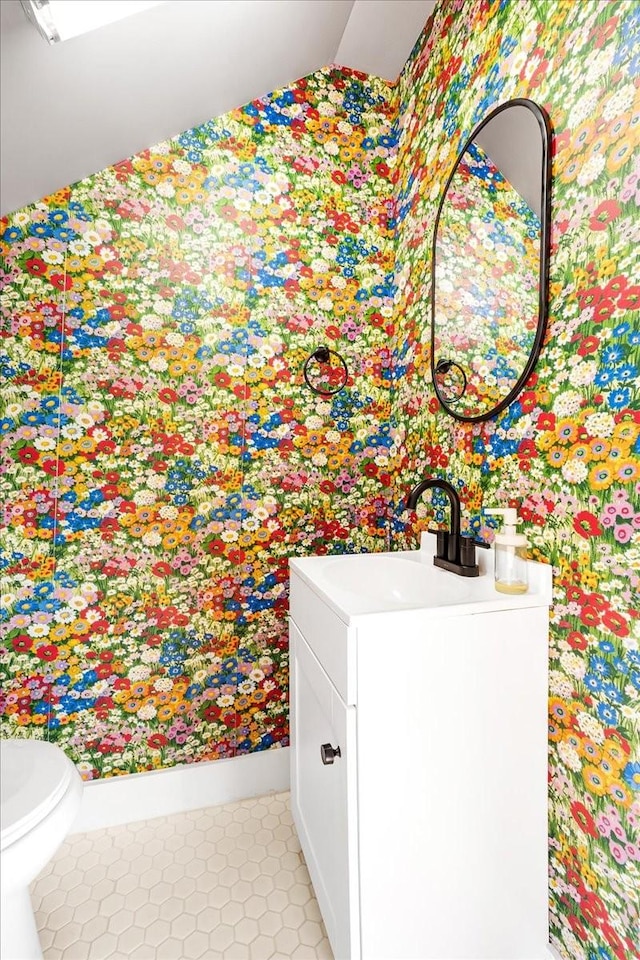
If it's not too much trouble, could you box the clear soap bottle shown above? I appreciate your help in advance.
[485,508,529,595]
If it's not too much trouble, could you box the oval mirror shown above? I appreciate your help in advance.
[431,98,552,422]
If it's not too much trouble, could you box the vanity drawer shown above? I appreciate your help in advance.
[289,570,356,705]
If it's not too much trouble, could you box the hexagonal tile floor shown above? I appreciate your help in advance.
[30,791,334,960]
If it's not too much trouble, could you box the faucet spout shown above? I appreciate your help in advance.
[406,477,461,563]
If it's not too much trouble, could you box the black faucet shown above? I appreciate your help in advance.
[406,477,488,577]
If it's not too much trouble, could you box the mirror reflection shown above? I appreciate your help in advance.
[432,100,550,421]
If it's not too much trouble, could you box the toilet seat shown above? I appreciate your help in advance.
[1,740,75,851]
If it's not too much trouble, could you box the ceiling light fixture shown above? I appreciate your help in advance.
[21,0,167,44]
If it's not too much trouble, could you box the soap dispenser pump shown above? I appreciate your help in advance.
[485,508,529,595]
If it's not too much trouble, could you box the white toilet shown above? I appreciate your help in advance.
[1,739,83,960]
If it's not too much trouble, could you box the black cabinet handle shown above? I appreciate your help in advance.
[321,743,341,765]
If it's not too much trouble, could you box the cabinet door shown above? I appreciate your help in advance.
[290,621,359,960]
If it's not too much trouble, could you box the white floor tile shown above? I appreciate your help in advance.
[31,791,333,960]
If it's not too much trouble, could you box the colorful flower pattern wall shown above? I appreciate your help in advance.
[434,142,541,416]
[1,67,397,777]
[391,1,639,958]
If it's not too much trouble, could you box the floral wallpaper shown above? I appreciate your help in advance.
[1,1,639,958]
[0,66,397,776]
[391,1,639,959]
[434,141,541,416]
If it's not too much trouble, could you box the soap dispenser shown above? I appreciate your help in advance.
[485,508,529,595]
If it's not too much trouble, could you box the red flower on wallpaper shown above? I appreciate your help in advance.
[536,411,556,430]
[588,199,621,230]
[35,644,59,662]
[570,801,598,838]
[17,446,40,464]
[12,635,33,653]
[593,298,616,323]
[567,631,588,650]
[158,388,179,404]
[25,258,47,276]
[568,915,588,941]
[579,891,608,927]
[603,275,627,298]
[49,272,73,291]
[601,609,629,638]
[573,510,604,539]
[580,605,602,628]
[165,214,186,231]
[519,391,538,413]
[206,540,226,556]
[41,458,63,475]
[147,734,168,749]
[578,335,600,356]
[618,284,640,310]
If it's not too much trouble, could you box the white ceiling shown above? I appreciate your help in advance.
[336,0,435,80]
[0,0,434,216]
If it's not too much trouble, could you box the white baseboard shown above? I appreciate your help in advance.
[70,746,290,834]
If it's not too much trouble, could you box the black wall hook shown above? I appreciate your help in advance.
[303,346,348,396]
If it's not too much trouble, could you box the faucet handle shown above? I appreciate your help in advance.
[458,535,489,570]
[427,527,449,561]
[471,537,490,549]
[459,534,483,569]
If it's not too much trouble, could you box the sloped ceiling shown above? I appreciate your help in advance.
[0,0,434,215]
[336,0,435,80]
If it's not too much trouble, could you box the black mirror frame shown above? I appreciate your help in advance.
[430,98,553,423]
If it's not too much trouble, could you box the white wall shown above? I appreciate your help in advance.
[474,104,544,217]
[72,746,290,834]
[1,0,355,214]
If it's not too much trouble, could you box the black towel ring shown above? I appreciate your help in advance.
[303,346,349,396]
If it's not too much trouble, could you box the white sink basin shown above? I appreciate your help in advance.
[320,554,471,608]
[290,538,552,624]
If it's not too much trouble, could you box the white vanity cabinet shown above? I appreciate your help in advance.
[289,545,553,960]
